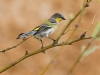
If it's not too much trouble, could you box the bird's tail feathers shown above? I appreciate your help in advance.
[17,30,36,40]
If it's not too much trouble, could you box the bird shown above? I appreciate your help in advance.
[17,13,66,48]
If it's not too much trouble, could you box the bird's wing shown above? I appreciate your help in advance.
[33,24,52,35]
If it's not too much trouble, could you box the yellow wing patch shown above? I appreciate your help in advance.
[34,27,39,31]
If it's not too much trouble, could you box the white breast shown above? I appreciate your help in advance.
[45,28,55,37]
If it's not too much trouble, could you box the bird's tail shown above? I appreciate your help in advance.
[17,30,36,40]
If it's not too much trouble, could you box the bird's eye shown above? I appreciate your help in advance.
[58,15,61,17]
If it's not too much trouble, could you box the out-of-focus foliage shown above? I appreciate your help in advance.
[69,13,74,19]
[95,0,100,2]
[92,22,100,38]
[81,45,100,61]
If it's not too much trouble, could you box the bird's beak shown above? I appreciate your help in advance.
[62,17,66,20]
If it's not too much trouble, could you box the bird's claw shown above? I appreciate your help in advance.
[52,40,57,45]
[41,46,45,54]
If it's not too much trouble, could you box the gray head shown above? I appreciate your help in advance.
[51,13,66,22]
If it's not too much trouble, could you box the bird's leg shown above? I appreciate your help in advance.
[34,36,45,53]
[40,39,44,48]
[40,38,45,54]
[34,36,44,48]
[47,37,57,44]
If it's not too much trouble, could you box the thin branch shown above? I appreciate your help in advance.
[86,15,96,32]
[0,36,92,73]
[0,0,92,53]
[0,37,31,52]
[54,0,92,44]
[39,24,82,75]
[80,14,96,39]
[0,0,92,73]
[67,32,100,75]
[39,48,60,75]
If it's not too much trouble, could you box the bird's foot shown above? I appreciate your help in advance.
[41,46,45,54]
[52,40,57,45]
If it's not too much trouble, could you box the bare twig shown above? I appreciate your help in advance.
[0,0,92,53]
[80,15,96,39]
[39,1,91,74]
[54,0,92,44]
[67,31,100,75]
[0,0,92,73]
[87,15,96,32]
[0,37,31,52]
[0,36,92,73]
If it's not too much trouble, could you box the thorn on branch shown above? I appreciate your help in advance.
[12,62,16,66]
[69,43,73,45]
[0,50,5,53]
[75,24,79,28]
[14,46,17,48]
[85,4,89,7]
[42,51,45,54]
[25,50,28,55]
[2,50,5,52]
[85,0,90,7]
[80,31,87,39]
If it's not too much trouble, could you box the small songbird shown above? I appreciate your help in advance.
[17,13,66,48]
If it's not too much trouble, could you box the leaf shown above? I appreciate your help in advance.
[69,13,74,19]
[81,45,86,53]
[80,46,100,61]
[92,22,100,38]
[95,0,100,2]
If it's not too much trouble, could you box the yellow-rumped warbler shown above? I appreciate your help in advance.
[17,13,66,48]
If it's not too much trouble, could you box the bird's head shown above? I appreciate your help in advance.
[51,13,66,22]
